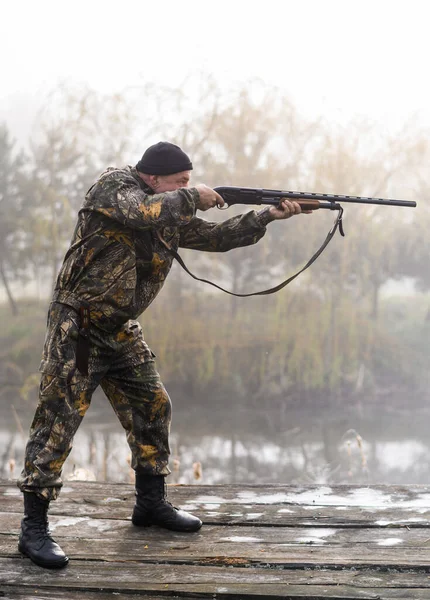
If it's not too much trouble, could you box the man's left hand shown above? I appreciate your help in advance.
[268,199,313,220]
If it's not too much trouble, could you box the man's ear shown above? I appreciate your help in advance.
[150,175,160,190]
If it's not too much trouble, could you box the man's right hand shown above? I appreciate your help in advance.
[195,185,225,211]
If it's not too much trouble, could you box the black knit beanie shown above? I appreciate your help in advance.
[136,141,193,175]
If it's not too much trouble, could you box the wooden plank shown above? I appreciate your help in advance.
[4,557,430,587]
[2,514,430,547]
[4,481,430,508]
[0,591,181,600]
[3,585,430,600]
[3,491,429,528]
[2,498,430,528]
[4,537,430,568]
[2,560,430,599]
[3,586,430,600]
[0,585,181,600]
[0,592,184,600]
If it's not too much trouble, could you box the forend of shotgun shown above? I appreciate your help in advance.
[214,187,340,210]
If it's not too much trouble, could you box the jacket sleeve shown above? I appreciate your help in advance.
[178,208,273,252]
[86,169,199,230]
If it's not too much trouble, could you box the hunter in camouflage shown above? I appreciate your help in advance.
[17,141,307,569]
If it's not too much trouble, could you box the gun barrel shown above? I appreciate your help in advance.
[214,186,417,208]
[265,189,416,208]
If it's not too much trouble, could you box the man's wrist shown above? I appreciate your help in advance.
[183,187,200,214]
[256,206,276,227]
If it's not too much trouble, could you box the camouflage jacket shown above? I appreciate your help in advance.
[52,166,272,331]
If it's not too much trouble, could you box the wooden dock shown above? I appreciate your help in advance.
[2,481,430,599]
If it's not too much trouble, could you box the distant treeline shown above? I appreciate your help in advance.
[1,77,429,409]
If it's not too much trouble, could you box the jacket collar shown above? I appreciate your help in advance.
[129,166,154,195]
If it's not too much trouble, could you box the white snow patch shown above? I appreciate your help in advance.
[235,487,338,506]
[295,528,337,544]
[192,495,227,504]
[86,519,114,532]
[347,488,393,507]
[303,528,338,538]
[234,486,430,509]
[397,494,430,509]
[376,538,403,546]
[296,537,328,544]
[181,503,197,510]
[237,490,257,500]
[220,536,263,543]
[376,517,428,526]
[50,517,88,530]
[348,488,430,509]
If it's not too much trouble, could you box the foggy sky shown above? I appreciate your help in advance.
[2,0,430,140]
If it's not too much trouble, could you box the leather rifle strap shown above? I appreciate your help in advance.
[156,207,344,298]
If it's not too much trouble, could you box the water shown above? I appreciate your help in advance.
[3,391,430,488]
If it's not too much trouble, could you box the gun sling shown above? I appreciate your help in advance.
[156,206,344,297]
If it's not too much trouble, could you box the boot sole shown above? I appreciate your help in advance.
[18,543,69,569]
[132,519,152,527]
[132,517,202,532]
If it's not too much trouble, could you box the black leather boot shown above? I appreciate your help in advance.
[132,472,202,532]
[18,492,69,568]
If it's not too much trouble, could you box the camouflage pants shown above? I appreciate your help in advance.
[18,302,172,501]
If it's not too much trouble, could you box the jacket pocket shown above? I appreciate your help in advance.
[39,358,74,379]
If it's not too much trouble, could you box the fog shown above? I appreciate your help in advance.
[1,0,430,487]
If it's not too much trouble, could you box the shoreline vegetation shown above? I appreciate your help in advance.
[1,291,428,415]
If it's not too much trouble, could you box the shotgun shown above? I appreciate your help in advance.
[213,186,417,211]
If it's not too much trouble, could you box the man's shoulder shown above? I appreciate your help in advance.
[97,165,138,186]
[87,166,149,203]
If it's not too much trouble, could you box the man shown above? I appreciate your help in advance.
[17,141,308,569]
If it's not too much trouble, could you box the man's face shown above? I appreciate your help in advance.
[153,171,191,193]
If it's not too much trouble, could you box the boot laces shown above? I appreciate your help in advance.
[31,514,54,541]
[162,481,178,511]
